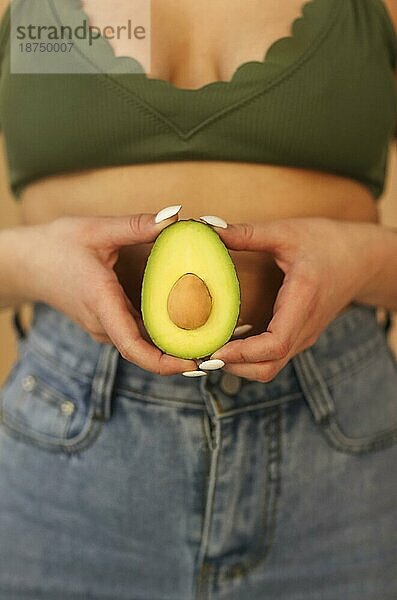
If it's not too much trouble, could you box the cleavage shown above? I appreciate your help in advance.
[80,0,306,90]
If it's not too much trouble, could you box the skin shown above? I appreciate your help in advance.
[210,217,394,381]
[0,0,396,380]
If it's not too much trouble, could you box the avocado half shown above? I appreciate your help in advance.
[141,219,241,359]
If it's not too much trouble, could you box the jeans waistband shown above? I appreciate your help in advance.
[11,301,391,413]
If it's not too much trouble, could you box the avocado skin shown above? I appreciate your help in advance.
[141,219,241,359]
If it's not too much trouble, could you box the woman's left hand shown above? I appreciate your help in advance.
[210,217,382,382]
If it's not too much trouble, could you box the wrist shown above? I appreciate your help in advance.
[9,224,47,305]
[352,222,386,306]
[0,227,27,308]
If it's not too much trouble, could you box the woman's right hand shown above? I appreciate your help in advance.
[14,211,198,375]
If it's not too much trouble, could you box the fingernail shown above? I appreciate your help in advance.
[182,370,208,378]
[199,215,228,229]
[198,359,225,371]
[232,324,253,338]
[155,205,182,224]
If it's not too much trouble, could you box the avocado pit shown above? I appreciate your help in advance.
[167,273,212,330]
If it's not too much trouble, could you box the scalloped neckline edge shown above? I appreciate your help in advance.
[49,0,333,92]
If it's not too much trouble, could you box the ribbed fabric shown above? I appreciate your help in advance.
[0,0,396,200]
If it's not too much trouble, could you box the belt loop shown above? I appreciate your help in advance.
[90,344,120,422]
[12,308,27,341]
[292,348,335,425]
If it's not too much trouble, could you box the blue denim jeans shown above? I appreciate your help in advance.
[0,301,397,599]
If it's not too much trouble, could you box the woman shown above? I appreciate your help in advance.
[0,0,397,597]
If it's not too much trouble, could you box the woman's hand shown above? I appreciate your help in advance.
[15,211,197,375]
[210,217,383,382]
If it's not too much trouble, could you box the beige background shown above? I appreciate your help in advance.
[1,145,397,385]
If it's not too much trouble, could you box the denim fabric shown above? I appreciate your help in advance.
[1,301,397,600]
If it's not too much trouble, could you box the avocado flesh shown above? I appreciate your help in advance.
[141,219,241,359]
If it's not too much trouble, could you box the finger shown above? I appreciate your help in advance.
[85,208,181,248]
[119,287,135,314]
[134,312,154,343]
[95,280,196,375]
[78,309,113,344]
[211,268,315,363]
[89,331,113,345]
[222,359,287,383]
[232,323,253,338]
[213,221,295,256]
[117,288,156,343]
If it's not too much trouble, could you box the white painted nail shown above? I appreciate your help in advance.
[232,324,253,338]
[199,215,228,229]
[182,370,208,378]
[199,359,225,371]
[155,204,182,224]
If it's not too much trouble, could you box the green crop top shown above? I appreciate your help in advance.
[0,0,396,200]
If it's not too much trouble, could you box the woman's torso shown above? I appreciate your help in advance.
[1,0,396,334]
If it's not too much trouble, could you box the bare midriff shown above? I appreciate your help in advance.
[19,161,379,334]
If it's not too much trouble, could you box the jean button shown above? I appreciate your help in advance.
[21,375,36,392]
[60,400,75,416]
[219,372,242,396]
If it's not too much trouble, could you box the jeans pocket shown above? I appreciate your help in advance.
[0,341,116,454]
[292,330,397,455]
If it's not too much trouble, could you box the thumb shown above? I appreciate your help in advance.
[93,206,181,247]
[214,221,292,254]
